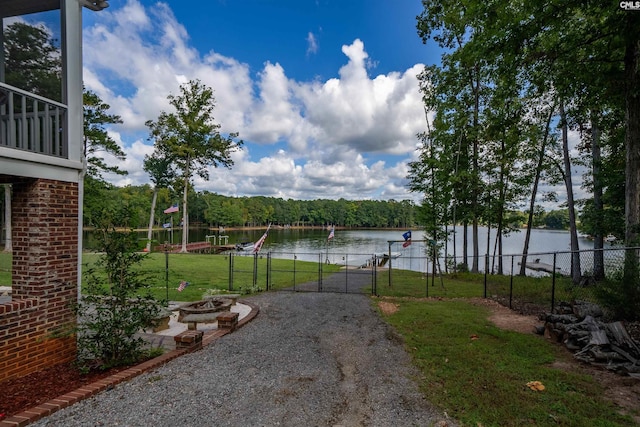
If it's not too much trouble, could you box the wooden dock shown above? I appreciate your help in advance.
[153,242,235,254]
[518,259,560,273]
[159,242,211,253]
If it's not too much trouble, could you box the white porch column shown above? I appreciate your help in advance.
[61,0,84,165]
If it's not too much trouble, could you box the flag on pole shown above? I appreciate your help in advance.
[162,222,172,229]
[328,227,335,241]
[164,203,179,214]
[177,281,189,292]
[253,224,271,253]
[402,230,412,248]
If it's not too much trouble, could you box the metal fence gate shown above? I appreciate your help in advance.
[229,252,380,294]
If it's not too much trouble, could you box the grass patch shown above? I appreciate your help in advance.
[0,251,10,285]
[2,249,600,309]
[380,298,636,427]
[378,269,592,310]
[81,252,341,301]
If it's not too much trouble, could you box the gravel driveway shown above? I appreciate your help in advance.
[32,289,454,427]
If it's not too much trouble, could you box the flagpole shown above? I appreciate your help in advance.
[326,239,329,264]
[326,225,334,264]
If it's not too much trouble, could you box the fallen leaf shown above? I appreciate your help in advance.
[526,380,545,391]
[470,334,479,340]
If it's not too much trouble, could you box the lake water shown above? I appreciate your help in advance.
[84,226,609,273]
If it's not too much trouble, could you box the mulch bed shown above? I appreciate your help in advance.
[0,361,131,420]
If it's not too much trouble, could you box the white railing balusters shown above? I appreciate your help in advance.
[0,83,68,159]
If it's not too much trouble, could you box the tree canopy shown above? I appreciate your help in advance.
[410,0,638,279]
[146,79,243,252]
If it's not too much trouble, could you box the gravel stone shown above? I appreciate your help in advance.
[32,290,455,427]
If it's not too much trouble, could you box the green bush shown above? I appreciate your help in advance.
[594,272,640,321]
[75,226,164,369]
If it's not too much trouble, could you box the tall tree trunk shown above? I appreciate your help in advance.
[471,67,480,273]
[520,107,554,275]
[3,185,11,252]
[495,138,507,276]
[591,114,605,279]
[623,16,640,281]
[560,102,581,283]
[145,188,158,252]
[493,199,504,275]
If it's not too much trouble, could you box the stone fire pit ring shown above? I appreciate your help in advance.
[178,297,233,326]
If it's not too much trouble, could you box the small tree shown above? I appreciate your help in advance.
[146,79,243,252]
[75,219,163,369]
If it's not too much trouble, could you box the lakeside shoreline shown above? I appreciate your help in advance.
[83,225,417,233]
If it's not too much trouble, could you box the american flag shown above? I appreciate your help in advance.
[402,230,412,248]
[177,281,189,292]
[164,203,179,214]
[328,227,335,241]
[253,224,271,254]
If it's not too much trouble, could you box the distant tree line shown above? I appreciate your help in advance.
[82,185,417,230]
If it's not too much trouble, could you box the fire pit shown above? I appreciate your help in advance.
[178,297,233,330]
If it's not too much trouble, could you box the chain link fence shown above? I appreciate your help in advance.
[2,246,636,318]
[390,247,634,316]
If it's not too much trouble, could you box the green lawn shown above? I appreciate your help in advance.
[379,298,638,426]
[378,268,589,311]
[81,252,341,301]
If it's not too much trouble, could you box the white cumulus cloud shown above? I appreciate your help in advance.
[84,0,427,202]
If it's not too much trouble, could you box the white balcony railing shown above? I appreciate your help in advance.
[0,82,68,159]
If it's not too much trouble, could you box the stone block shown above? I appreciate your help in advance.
[174,330,203,351]
[217,311,239,331]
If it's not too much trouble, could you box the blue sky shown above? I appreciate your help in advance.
[73,0,442,201]
[13,0,585,207]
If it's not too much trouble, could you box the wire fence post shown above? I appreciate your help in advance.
[253,253,258,286]
[318,253,322,292]
[551,252,557,313]
[228,252,233,291]
[388,241,392,287]
[509,255,514,309]
[345,254,349,293]
[372,257,377,296]
[293,253,297,292]
[483,254,488,298]
[266,252,271,291]
[164,242,169,304]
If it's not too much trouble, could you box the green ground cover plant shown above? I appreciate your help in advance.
[380,298,637,427]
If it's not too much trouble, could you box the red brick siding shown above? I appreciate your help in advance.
[0,178,79,382]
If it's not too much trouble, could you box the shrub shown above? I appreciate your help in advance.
[75,226,164,369]
[594,270,640,321]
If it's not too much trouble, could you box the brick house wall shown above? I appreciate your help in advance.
[0,178,79,382]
